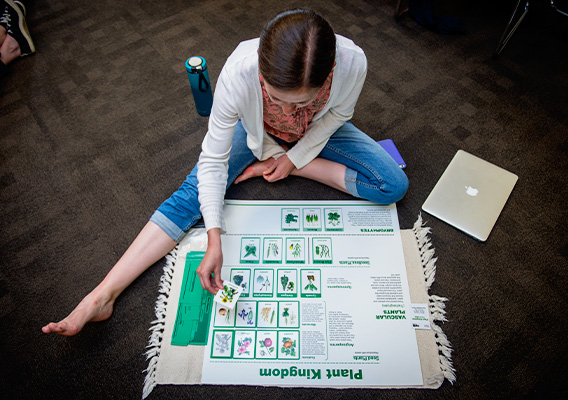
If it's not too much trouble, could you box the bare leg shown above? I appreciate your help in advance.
[42,221,176,336]
[291,158,348,193]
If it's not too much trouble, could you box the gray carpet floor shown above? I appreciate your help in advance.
[1,0,567,399]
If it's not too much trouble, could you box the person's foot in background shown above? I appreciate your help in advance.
[0,0,35,78]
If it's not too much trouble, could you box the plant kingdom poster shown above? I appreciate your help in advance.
[201,200,423,386]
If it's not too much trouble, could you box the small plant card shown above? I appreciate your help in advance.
[211,330,233,358]
[278,331,300,359]
[256,331,278,359]
[235,301,257,328]
[252,269,274,297]
[214,281,243,309]
[312,237,333,264]
[214,302,236,327]
[257,301,278,328]
[233,330,256,359]
[230,269,251,297]
[302,208,322,231]
[277,269,297,297]
[263,237,283,264]
[278,301,299,328]
[240,237,260,263]
[300,269,322,298]
[285,237,305,264]
[324,208,344,231]
[281,208,300,231]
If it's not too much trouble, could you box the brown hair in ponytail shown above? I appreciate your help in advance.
[259,9,336,90]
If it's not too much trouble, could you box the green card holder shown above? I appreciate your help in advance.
[171,251,213,346]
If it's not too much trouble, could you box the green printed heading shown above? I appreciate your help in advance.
[259,367,363,381]
[376,309,406,320]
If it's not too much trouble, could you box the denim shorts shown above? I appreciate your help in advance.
[150,120,408,242]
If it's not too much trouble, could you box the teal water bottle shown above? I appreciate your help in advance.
[186,56,213,116]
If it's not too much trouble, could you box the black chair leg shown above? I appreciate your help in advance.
[494,0,530,56]
[395,0,409,20]
[551,0,568,16]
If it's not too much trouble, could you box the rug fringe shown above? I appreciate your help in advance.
[413,214,456,385]
[142,247,179,399]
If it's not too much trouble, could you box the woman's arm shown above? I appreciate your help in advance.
[197,68,240,233]
[195,66,240,292]
[196,228,224,294]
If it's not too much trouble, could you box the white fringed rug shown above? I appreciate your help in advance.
[142,215,455,398]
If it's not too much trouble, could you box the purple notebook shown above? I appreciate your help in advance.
[377,139,406,169]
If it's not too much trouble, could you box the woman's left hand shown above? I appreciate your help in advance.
[263,154,296,182]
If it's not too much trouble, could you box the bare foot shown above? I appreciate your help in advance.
[0,26,6,45]
[0,34,21,65]
[234,158,276,184]
[42,289,114,336]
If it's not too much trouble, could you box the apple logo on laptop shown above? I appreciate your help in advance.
[465,186,479,196]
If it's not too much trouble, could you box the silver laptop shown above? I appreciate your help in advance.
[422,150,518,241]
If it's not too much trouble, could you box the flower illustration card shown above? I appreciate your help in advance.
[257,301,278,328]
[256,331,277,359]
[235,301,257,328]
[211,330,234,358]
[230,269,251,297]
[278,331,300,359]
[213,302,236,327]
[214,281,243,309]
[278,301,299,328]
[233,330,256,359]
[277,269,297,297]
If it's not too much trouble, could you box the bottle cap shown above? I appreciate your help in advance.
[188,56,203,71]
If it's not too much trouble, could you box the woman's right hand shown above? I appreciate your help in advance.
[196,228,224,295]
[262,154,296,182]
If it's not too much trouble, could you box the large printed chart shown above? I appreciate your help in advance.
[200,200,423,386]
